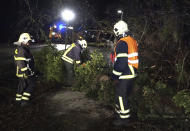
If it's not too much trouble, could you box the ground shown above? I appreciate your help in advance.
[45,89,113,131]
[1,81,167,131]
[0,84,135,131]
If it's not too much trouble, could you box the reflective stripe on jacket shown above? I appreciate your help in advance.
[14,46,35,78]
[61,43,82,64]
[112,35,138,80]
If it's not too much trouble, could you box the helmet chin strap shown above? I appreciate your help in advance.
[122,32,129,37]
[121,33,125,37]
[117,32,128,39]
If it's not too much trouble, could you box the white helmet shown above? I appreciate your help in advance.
[18,33,32,44]
[78,39,87,49]
[113,20,129,36]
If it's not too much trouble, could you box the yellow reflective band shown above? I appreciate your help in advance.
[71,43,76,47]
[113,70,122,76]
[119,74,137,79]
[21,96,29,100]
[15,49,18,54]
[21,67,28,71]
[16,73,27,78]
[128,52,138,58]
[14,56,26,61]
[120,114,130,119]
[16,74,24,77]
[16,98,22,101]
[128,59,139,64]
[62,54,74,62]
[62,57,73,64]
[23,92,31,96]
[62,43,76,63]
[119,96,125,112]
[76,61,81,64]
[16,66,26,78]
[16,94,22,97]
[129,65,135,75]
[14,56,31,61]
[63,43,75,56]
[16,66,19,75]
[115,108,130,114]
[119,65,137,79]
[117,53,128,58]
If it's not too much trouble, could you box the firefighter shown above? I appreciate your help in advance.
[112,20,139,126]
[61,35,87,86]
[13,33,35,107]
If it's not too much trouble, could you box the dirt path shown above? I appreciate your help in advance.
[42,89,114,131]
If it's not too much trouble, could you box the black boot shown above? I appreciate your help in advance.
[113,118,129,126]
[15,101,21,107]
[21,101,30,107]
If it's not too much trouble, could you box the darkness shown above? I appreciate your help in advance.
[0,0,19,43]
[0,0,117,43]
[88,0,115,17]
[0,0,189,43]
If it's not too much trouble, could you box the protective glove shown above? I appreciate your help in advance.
[24,70,31,76]
[34,70,43,78]
[24,69,35,78]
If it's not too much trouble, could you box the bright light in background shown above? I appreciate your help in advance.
[52,32,56,35]
[61,9,75,22]
[117,10,123,20]
[60,9,75,49]
[53,25,57,28]
[68,26,73,30]
[117,10,123,14]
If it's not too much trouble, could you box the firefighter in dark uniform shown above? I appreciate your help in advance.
[61,36,87,86]
[14,33,35,107]
[112,21,139,126]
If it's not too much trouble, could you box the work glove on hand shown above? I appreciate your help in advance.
[24,70,31,76]
[35,70,43,78]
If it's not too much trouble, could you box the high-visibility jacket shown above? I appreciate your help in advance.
[61,43,82,64]
[112,35,139,80]
[14,45,35,78]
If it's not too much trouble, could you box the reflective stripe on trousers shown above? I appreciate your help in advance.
[16,77,35,101]
[119,65,137,79]
[114,79,134,119]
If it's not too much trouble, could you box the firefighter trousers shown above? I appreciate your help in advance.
[64,61,74,86]
[16,76,35,103]
[114,79,134,119]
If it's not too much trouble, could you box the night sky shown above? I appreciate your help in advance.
[0,0,20,43]
[0,0,119,43]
